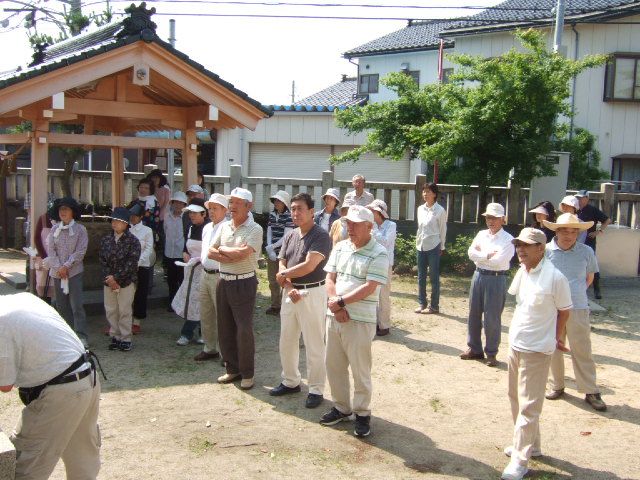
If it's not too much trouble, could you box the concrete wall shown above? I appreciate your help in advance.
[596,227,640,277]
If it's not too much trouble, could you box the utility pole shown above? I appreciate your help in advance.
[291,80,295,104]
[553,0,567,55]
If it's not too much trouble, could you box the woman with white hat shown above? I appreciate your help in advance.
[558,196,587,244]
[172,198,210,345]
[314,188,341,232]
[528,201,556,242]
[368,200,396,336]
[163,191,188,308]
[265,190,294,316]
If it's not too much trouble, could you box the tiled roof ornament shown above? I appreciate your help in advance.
[117,2,157,42]
[29,42,50,67]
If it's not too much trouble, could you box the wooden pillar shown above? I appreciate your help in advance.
[30,120,49,248]
[601,182,615,219]
[183,128,198,188]
[111,141,125,208]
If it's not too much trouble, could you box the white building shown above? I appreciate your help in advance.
[217,0,640,191]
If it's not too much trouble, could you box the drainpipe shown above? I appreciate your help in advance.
[570,23,579,140]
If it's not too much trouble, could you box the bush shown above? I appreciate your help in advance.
[393,232,475,276]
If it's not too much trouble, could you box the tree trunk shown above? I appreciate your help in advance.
[62,157,74,198]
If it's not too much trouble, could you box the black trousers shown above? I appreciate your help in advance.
[133,266,151,319]
[165,258,184,304]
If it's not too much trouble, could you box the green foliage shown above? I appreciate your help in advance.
[393,232,475,276]
[439,234,475,275]
[552,127,608,190]
[333,29,607,196]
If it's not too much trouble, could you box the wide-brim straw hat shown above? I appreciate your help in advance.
[543,213,593,231]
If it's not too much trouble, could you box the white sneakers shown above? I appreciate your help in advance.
[504,446,542,458]
[176,336,189,346]
[501,460,529,480]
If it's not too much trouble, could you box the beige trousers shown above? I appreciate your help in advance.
[279,286,328,395]
[549,309,599,394]
[267,258,282,309]
[199,272,219,353]
[11,375,101,480]
[376,267,393,330]
[104,283,135,342]
[508,348,552,467]
[325,317,376,417]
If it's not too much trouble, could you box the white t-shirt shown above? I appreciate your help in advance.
[320,213,331,232]
[130,222,155,267]
[508,259,573,355]
[0,293,86,388]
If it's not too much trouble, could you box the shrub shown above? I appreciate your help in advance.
[393,232,475,276]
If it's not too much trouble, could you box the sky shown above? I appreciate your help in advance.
[0,1,502,105]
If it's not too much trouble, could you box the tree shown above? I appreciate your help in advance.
[1,0,113,49]
[333,29,606,203]
[551,127,608,190]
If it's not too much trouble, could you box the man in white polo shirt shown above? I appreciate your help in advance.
[501,228,572,480]
[320,205,389,438]
[208,188,263,390]
[194,193,229,362]
[1,293,101,480]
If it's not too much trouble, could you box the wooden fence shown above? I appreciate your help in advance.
[5,165,640,228]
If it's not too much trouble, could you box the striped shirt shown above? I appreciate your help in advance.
[268,210,294,253]
[324,236,389,324]
[213,216,263,274]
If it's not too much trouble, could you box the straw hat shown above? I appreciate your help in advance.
[543,213,593,231]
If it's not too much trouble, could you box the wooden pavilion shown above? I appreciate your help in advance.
[0,3,270,245]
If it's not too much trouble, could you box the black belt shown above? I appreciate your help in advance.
[291,280,326,289]
[204,268,220,274]
[476,268,509,276]
[48,368,92,385]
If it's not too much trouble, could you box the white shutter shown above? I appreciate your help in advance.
[333,146,411,182]
[249,143,331,177]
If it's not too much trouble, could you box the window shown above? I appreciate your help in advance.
[359,74,379,94]
[406,70,420,86]
[441,68,454,84]
[604,54,640,101]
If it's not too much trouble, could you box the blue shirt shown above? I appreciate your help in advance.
[545,239,598,310]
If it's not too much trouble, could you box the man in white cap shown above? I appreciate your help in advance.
[501,228,572,480]
[208,188,263,390]
[265,190,294,316]
[543,213,606,411]
[271,193,332,409]
[194,193,229,362]
[344,174,374,207]
[461,203,515,367]
[320,205,389,437]
[575,189,610,299]
[368,199,396,336]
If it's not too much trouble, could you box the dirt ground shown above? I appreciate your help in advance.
[1,252,639,479]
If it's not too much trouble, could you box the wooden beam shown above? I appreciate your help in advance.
[30,120,49,272]
[116,73,128,102]
[0,133,31,144]
[183,128,198,188]
[45,132,184,149]
[111,141,125,208]
[62,97,187,122]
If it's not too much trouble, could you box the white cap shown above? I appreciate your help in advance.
[170,191,188,204]
[512,227,547,245]
[367,199,389,219]
[322,188,340,203]
[182,204,206,213]
[529,205,550,216]
[481,203,506,218]
[270,190,291,210]
[230,187,252,202]
[345,205,374,223]
[204,193,229,209]
[186,184,204,194]
[559,195,579,211]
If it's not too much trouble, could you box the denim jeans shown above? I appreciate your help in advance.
[417,244,441,310]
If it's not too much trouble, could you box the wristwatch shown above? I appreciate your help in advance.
[337,296,346,308]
